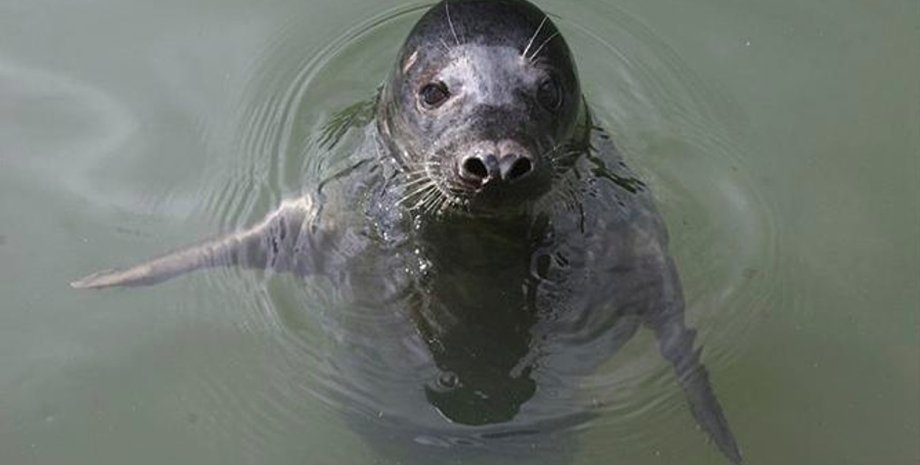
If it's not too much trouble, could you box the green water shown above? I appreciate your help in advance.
[1,0,917,464]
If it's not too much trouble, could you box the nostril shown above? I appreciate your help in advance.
[462,157,489,180]
[505,158,533,181]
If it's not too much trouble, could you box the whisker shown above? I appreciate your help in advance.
[521,16,548,59]
[528,31,559,62]
[444,191,462,210]
[411,186,440,212]
[395,170,429,182]
[422,192,444,215]
[398,168,428,178]
[408,193,433,214]
[445,2,460,46]
[397,182,435,206]
[429,179,463,216]
[433,195,450,216]
[423,192,443,216]
[399,176,436,189]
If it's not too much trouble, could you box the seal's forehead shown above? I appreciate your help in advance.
[432,44,545,105]
[401,0,573,63]
[409,0,550,48]
[396,1,579,90]
[436,44,542,95]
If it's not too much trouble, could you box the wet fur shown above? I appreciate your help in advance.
[72,1,742,463]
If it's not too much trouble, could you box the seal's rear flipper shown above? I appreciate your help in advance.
[646,260,742,464]
[71,198,315,289]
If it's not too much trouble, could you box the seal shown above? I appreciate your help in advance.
[72,1,742,463]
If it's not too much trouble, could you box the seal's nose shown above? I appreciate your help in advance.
[459,153,533,186]
[499,154,533,182]
[460,154,497,184]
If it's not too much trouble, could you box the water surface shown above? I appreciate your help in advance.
[1,0,917,464]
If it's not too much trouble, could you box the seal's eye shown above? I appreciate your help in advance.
[419,82,450,109]
[537,77,562,111]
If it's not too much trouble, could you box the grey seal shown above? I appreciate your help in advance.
[73,1,742,463]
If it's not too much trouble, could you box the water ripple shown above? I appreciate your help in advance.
[159,1,778,461]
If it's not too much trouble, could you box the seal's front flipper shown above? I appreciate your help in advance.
[646,259,743,464]
[71,197,316,289]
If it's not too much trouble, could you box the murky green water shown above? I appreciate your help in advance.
[1,0,917,464]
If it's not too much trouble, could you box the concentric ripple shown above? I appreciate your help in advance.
[169,2,779,462]
[550,1,779,458]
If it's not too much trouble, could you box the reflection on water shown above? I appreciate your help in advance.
[0,60,139,209]
[13,2,770,463]
[1,0,916,464]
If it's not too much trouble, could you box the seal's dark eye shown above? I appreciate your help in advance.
[419,82,450,109]
[537,77,562,111]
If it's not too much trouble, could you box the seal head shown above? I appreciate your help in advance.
[378,0,584,213]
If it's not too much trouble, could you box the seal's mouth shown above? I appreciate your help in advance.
[391,141,563,217]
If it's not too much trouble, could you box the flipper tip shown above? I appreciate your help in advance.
[70,270,117,289]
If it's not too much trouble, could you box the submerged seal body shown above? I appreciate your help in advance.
[73,1,742,463]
